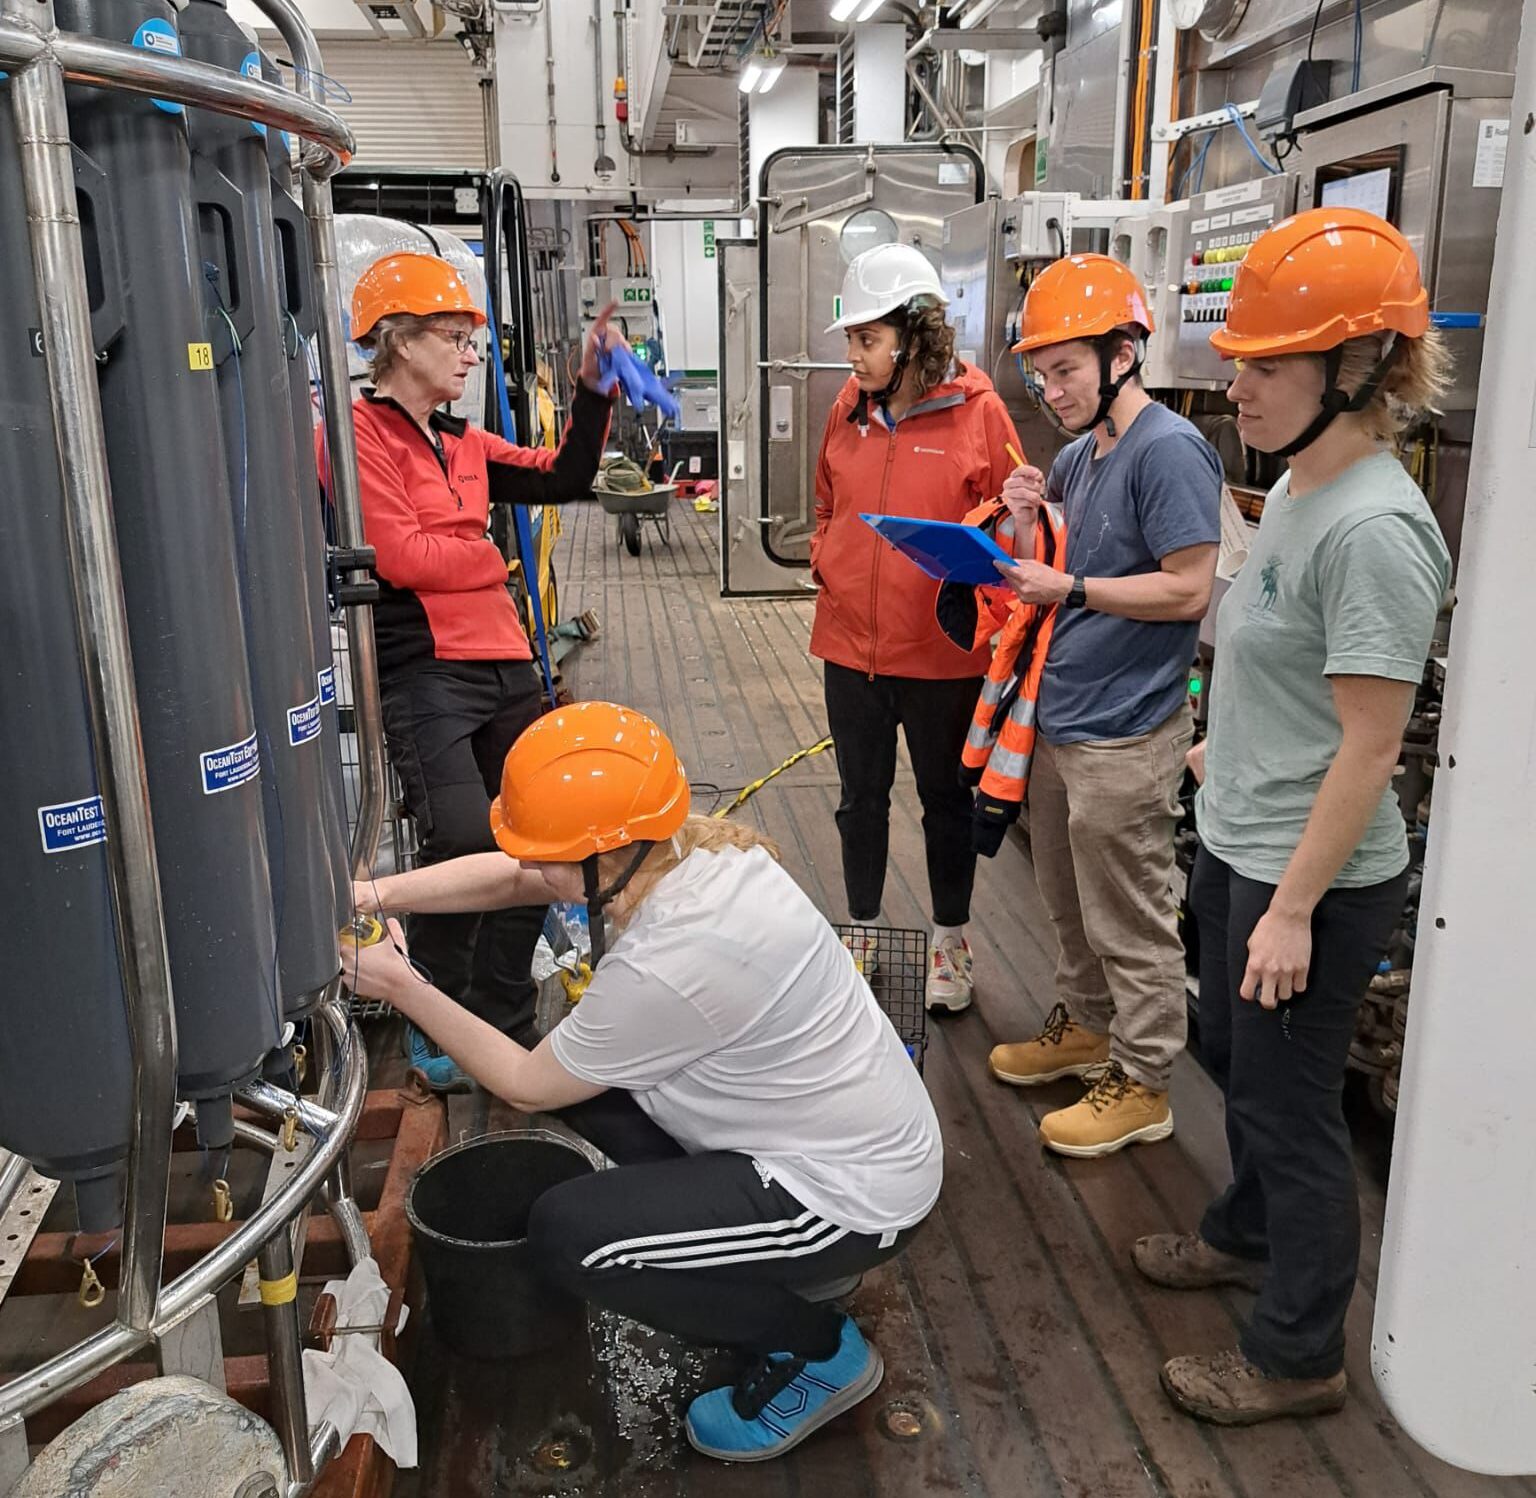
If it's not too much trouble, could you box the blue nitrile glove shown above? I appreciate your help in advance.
[598,341,682,421]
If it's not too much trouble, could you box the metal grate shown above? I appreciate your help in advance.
[835,924,929,1074]
[836,34,856,145]
[738,90,752,207]
[689,0,770,70]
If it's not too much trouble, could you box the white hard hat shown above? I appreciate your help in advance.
[826,243,948,334]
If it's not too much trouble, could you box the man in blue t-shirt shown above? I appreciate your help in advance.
[985,255,1221,1158]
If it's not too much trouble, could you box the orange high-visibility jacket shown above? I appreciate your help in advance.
[941,497,1067,806]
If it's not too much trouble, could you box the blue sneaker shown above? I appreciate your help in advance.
[684,1314,884,1462]
[405,1024,472,1094]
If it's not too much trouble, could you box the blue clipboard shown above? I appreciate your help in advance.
[860,513,1014,586]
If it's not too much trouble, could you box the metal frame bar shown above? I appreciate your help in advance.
[0,19,354,166]
[2,0,180,1344]
[0,1000,366,1427]
[0,2,383,1487]
[1151,96,1260,144]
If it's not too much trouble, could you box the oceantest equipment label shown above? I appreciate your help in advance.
[288,695,323,747]
[38,795,106,854]
[201,731,260,795]
[318,666,337,706]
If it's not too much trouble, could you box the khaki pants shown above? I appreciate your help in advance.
[1028,704,1193,1091]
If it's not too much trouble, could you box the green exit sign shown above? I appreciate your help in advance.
[703,220,717,259]
[620,284,653,303]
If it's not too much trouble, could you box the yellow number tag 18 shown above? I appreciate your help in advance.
[187,342,214,371]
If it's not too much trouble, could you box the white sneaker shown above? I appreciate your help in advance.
[842,929,880,978]
[926,936,973,1013]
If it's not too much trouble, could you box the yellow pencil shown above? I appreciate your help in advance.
[1005,442,1026,470]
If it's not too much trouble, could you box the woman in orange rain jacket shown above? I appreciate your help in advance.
[810,243,1022,1015]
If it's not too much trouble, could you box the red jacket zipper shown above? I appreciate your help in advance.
[868,429,899,679]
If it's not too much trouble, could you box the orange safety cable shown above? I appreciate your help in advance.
[1129,0,1155,199]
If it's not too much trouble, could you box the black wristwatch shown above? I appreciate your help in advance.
[1064,575,1088,610]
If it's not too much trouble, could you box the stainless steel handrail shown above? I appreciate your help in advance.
[3,0,180,1341]
[0,20,354,167]
[0,998,366,1425]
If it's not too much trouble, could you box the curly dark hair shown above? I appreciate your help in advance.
[903,300,958,399]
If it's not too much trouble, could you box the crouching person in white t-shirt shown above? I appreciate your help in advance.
[346,701,944,1463]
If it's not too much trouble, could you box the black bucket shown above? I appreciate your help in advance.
[406,1129,596,1361]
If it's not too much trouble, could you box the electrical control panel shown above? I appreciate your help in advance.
[999,192,1077,262]
[1173,174,1296,385]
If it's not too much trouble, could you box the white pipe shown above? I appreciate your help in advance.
[1373,0,1536,1475]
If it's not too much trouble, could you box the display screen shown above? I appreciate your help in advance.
[1314,146,1405,225]
[1320,166,1393,218]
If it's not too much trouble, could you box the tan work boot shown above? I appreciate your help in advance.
[1038,1062,1173,1158]
[1132,1233,1267,1292]
[989,1002,1110,1086]
[1161,1349,1347,1426]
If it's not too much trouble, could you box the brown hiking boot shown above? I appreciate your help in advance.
[1132,1234,1268,1292]
[1161,1349,1347,1426]
[989,1002,1111,1086]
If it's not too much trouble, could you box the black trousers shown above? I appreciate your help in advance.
[1190,845,1406,1380]
[379,659,547,1042]
[822,661,981,928]
[528,1090,920,1359]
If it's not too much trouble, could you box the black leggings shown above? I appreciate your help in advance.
[1191,845,1406,1380]
[379,658,547,1041]
[529,1091,920,1359]
[823,661,981,927]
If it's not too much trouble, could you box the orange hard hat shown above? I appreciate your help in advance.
[350,252,486,342]
[1012,254,1155,355]
[489,702,690,863]
[1210,207,1429,360]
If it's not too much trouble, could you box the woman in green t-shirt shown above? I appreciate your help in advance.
[1129,208,1452,1426]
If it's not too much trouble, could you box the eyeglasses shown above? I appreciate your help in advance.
[424,327,476,353]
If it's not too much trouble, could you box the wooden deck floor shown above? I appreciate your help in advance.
[400,497,1531,1498]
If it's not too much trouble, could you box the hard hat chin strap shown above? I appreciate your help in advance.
[846,308,913,431]
[581,842,655,967]
[1081,332,1145,438]
[1272,335,1399,460]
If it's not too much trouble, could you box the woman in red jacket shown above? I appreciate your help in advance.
[811,244,1022,1014]
[346,252,618,1088]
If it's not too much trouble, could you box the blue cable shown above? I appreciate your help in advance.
[1174,129,1216,200]
[486,328,557,709]
[1223,103,1283,175]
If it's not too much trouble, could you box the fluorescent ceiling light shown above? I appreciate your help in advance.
[739,52,787,94]
[829,0,863,20]
[756,54,788,91]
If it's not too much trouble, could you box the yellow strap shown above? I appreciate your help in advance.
[259,1271,298,1307]
[713,737,834,820]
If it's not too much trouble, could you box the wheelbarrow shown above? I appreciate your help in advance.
[595,481,677,556]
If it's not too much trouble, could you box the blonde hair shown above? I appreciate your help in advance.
[597,815,781,931]
[1334,328,1452,443]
